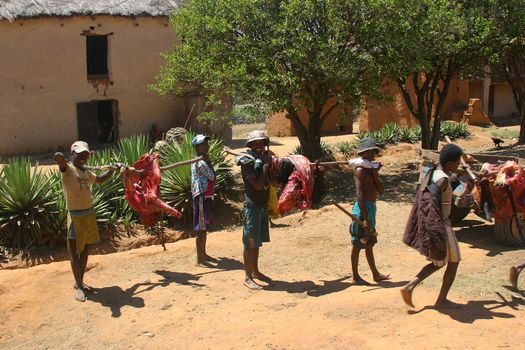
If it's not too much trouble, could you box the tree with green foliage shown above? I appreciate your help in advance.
[493,0,525,144]
[152,0,382,159]
[356,0,497,150]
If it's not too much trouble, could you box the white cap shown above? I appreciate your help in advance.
[71,141,90,154]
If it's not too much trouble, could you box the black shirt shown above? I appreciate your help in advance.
[240,151,270,207]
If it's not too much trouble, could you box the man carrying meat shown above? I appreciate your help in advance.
[350,138,390,285]
[237,130,273,290]
[54,141,115,302]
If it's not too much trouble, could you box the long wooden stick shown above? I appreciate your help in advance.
[224,146,348,167]
[160,156,202,171]
[85,156,202,173]
[183,103,196,129]
[332,202,378,244]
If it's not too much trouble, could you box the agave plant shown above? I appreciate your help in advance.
[399,127,420,144]
[292,141,334,160]
[0,158,56,248]
[88,147,136,227]
[440,122,471,140]
[116,134,150,166]
[45,171,68,248]
[160,131,233,223]
[336,141,357,158]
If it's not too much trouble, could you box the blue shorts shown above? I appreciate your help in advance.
[349,201,377,248]
[242,206,270,249]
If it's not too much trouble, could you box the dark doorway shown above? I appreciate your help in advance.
[77,100,118,146]
[86,35,109,79]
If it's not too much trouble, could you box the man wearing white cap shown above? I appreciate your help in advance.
[54,141,115,302]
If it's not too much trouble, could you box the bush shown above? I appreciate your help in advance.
[440,122,471,140]
[0,133,233,250]
[336,141,357,158]
[160,131,233,223]
[292,141,334,160]
[231,104,270,124]
[356,122,470,149]
[0,158,57,248]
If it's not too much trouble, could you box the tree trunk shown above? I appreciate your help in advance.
[517,96,525,144]
[430,115,441,150]
[419,115,431,150]
[287,108,322,161]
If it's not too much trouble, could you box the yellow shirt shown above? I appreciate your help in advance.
[60,163,97,210]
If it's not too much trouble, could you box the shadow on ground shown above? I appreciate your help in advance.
[454,220,522,257]
[88,257,243,317]
[408,292,524,324]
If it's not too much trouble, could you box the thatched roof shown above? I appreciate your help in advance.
[0,1,182,21]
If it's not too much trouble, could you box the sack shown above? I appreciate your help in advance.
[268,185,280,219]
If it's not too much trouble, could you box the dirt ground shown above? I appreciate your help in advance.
[1,125,525,349]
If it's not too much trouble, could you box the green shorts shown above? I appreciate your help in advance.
[349,201,377,248]
[242,206,270,249]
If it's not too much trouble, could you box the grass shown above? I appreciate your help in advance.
[490,129,519,140]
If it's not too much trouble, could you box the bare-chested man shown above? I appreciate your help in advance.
[349,138,390,285]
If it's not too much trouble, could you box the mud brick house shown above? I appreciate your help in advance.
[0,0,230,155]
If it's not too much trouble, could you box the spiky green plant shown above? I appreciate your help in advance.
[116,134,150,166]
[0,158,56,248]
[45,171,68,248]
[440,122,471,140]
[399,127,420,144]
[292,141,334,160]
[336,141,357,158]
[88,147,136,228]
[160,131,233,223]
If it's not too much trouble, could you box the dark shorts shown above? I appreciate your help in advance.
[349,201,377,249]
[193,195,213,231]
[242,206,270,249]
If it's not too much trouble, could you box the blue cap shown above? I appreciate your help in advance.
[191,134,211,147]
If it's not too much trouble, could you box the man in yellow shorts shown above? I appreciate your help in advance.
[54,141,115,302]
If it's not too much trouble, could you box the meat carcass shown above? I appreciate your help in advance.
[123,153,182,226]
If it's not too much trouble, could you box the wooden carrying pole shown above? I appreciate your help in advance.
[223,146,348,167]
[84,156,202,173]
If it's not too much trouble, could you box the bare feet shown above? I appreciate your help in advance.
[400,287,415,308]
[74,283,93,293]
[252,271,272,283]
[75,288,86,302]
[510,266,520,290]
[243,277,263,290]
[434,299,461,309]
[204,255,218,263]
[373,273,391,282]
[353,276,370,285]
[196,260,214,268]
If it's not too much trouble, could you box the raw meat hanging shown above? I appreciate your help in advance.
[123,153,182,226]
[277,155,315,215]
[472,161,525,223]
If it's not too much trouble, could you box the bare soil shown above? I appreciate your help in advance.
[1,125,525,349]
